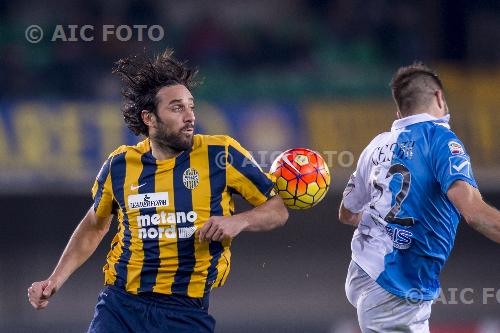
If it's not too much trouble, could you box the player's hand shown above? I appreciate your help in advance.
[198,216,247,243]
[28,278,59,310]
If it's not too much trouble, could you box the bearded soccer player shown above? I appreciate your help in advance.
[339,62,500,332]
[27,49,289,333]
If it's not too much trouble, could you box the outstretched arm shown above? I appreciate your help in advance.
[448,180,500,243]
[28,207,113,309]
[198,195,289,242]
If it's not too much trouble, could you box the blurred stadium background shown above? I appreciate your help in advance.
[1,0,499,332]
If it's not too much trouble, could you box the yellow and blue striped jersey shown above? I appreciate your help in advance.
[91,134,274,298]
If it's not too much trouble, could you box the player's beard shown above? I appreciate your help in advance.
[151,118,194,155]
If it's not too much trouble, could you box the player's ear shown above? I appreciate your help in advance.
[435,90,444,110]
[141,110,155,126]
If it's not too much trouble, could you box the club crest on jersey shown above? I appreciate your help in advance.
[448,141,464,155]
[183,168,199,190]
[449,156,471,178]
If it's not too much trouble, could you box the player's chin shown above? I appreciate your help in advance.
[178,133,194,149]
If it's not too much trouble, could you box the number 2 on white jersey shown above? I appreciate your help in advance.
[374,164,414,227]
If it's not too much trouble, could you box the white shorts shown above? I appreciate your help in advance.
[345,260,432,333]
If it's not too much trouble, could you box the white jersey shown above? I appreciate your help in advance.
[343,113,477,301]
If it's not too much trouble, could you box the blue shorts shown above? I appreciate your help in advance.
[87,285,215,333]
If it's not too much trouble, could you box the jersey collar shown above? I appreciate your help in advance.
[391,113,450,131]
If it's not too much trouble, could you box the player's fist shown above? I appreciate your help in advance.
[198,216,246,243]
[28,278,59,310]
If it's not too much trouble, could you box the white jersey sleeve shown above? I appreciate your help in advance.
[342,133,388,213]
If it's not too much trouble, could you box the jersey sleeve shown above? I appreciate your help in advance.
[342,145,372,213]
[91,156,115,218]
[226,137,275,206]
[430,127,478,194]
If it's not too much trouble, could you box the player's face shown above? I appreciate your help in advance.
[151,84,195,152]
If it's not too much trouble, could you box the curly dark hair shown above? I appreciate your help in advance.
[112,49,201,136]
[390,62,443,116]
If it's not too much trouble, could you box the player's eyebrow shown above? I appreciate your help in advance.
[168,97,194,105]
[168,99,182,105]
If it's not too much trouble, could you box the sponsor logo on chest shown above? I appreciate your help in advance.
[127,192,169,210]
[137,210,198,240]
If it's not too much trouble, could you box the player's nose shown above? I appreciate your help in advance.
[185,107,195,123]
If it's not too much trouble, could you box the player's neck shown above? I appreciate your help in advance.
[402,108,447,120]
[149,139,182,160]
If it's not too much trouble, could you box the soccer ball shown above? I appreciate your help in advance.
[270,148,330,209]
